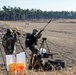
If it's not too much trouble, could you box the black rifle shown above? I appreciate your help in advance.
[42,53,58,59]
[47,53,58,59]
[37,20,52,37]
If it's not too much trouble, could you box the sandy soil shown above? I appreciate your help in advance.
[0,19,76,74]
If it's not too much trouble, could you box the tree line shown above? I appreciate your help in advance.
[0,6,76,20]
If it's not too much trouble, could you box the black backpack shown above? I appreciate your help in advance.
[25,33,32,47]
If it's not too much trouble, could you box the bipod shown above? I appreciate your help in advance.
[0,48,8,75]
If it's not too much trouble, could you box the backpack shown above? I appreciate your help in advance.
[25,33,32,48]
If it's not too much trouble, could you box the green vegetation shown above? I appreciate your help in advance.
[0,6,76,20]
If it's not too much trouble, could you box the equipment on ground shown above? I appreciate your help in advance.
[30,37,65,71]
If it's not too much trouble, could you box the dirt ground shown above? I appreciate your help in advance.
[0,19,76,74]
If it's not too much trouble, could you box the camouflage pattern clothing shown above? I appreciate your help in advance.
[2,29,17,55]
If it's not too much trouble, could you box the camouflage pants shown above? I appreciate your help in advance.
[3,44,14,55]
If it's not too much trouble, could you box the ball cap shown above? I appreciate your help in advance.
[33,29,38,33]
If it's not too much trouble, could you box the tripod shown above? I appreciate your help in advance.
[39,37,56,59]
[39,37,50,53]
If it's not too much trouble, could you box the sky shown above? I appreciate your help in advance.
[0,0,76,11]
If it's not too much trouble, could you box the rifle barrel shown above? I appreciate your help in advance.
[37,19,52,37]
[43,20,52,30]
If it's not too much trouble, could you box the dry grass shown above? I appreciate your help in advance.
[0,19,76,75]
[6,65,76,75]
